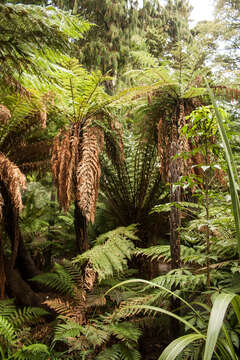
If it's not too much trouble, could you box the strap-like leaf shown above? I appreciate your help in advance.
[158,334,204,360]
[203,293,236,360]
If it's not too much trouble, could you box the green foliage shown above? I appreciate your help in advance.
[0,3,90,80]
[207,81,240,257]
[96,344,141,360]
[74,225,138,281]
[0,300,49,359]
[32,262,78,296]
[12,344,50,360]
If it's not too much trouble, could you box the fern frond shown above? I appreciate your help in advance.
[96,343,141,360]
[94,224,139,245]
[0,299,16,318]
[76,125,102,223]
[107,322,142,345]
[135,245,203,265]
[53,321,83,344]
[74,227,137,281]
[13,343,49,360]
[0,3,91,80]
[0,153,26,211]
[0,315,16,345]
[150,269,206,292]
[82,324,110,348]
[31,263,75,296]
[13,307,49,327]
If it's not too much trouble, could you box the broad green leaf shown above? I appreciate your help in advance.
[203,293,236,360]
[158,334,204,360]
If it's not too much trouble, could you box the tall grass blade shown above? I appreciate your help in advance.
[206,79,240,257]
[203,293,235,360]
[106,279,201,319]
[158,334,204,360]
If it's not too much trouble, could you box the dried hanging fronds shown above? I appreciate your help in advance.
[20,160,51,172]
[52,125,79,211]
[76,126,102,223]
[0,105,11,125]
[38,92,54,129]
[10,140,52,166]
[52,122,104,223]
[0,153,26,211]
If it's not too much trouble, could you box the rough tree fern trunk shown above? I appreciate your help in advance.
[74,201,89,253]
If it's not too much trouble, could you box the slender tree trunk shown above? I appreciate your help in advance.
[44,187,56,269]
[170,185,181,269]
[74,201,89,253]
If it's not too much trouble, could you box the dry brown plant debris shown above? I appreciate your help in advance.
[52,121,104,223]
[0,105,11,125]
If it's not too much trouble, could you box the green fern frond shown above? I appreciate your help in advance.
[107,322,142,344]
[82,324,110,348]
[96,343,141,360]
[0,315,16,345]
[31,263,76,296]
[135,245,204,265]
[94,225,139,245]
[53,321,83,344]
[12,343,49,360]
[151,269,206,292]
[13,307,49,327]
[0,3,91,79]
[74,227,137,281]
[0,299,16,318]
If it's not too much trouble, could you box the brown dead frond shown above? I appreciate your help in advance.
[44,296,85,324]
[38,92,54,129]
[85,294,106,308]
[20,160,51,173]
[84,262,96,291]
[10,140,52,166]
[0,154,26,268]
[76,125,102,223]
[0,105,11,125]
[0,153,26,211]
[52,120,104,223]
[52,125,79,211]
